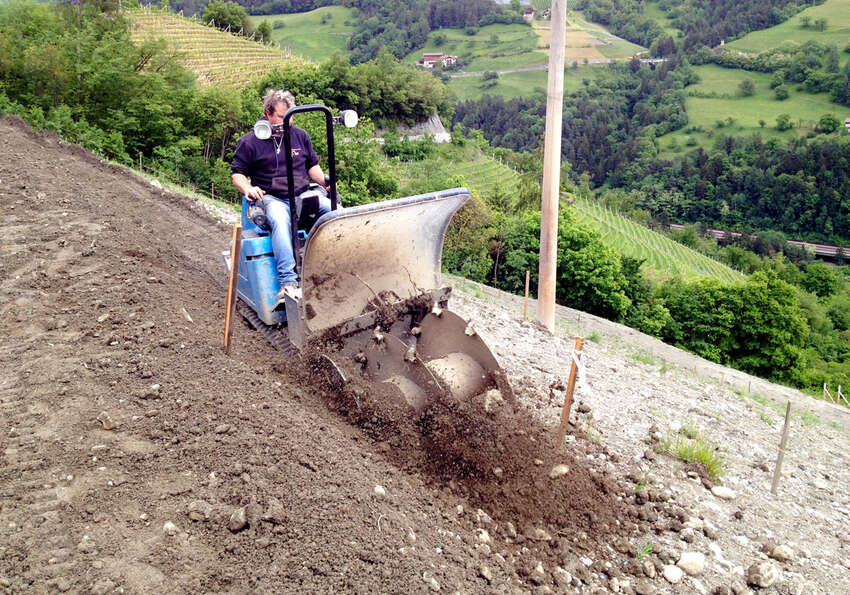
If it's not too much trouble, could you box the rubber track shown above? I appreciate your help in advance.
[237,299,298,358]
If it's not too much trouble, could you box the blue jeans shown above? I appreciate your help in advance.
[262,192,332,286]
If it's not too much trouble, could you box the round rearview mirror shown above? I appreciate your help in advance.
[253,119,272,140]
[340,110,358,128]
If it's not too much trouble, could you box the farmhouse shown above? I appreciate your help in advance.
[523,8,534,20]
[417,52,457,68]
[845,117,850,135]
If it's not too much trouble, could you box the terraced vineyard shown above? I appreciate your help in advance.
[129,8,306,89]
[393,150,521,199]
[396,149,743,283]
[572,198,745,283]
[452,154,521,199]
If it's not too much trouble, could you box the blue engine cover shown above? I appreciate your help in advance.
[237,197,286,325]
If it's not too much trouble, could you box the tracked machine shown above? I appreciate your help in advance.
[224,105,512,414]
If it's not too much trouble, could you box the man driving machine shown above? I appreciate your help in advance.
[230,89,332,306]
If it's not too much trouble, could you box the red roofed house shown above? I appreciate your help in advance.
[417,53,457,68]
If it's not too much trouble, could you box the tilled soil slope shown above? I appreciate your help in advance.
[2,117,849,595]
[0,117,652,593]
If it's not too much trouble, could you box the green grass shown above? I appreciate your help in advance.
[251,6,356,63]
[447,64,599,102]
[736,389,827,428]
[659,427,725,480]
[644,1,680,38]
[448,69,547,102]
[572,197,746,283]
[404,24,544,72]
[658,64,846,154]
[631,350,659,366]
[726,0,850,59]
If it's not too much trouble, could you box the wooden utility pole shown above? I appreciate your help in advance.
[223,224,242,355]
[556,337,584,447]
[538,0,567,332]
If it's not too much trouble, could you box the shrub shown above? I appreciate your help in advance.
[816,113,840,133]
[738,79,755,97]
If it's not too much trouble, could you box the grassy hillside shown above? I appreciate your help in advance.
[391,145,742,283]
[448,64,600,102]
[431,11,642,101]
[129,8,306,88]
[726,0,850,58]
[556,11,645,60]
[659,64,845,153]
[644,1,681,38]
[403,23,544,72]
[248,6,356,63]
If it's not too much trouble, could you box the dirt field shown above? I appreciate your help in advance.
[1,117,849,594]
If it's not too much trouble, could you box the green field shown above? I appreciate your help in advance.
[404,24,544,72]
[392,145,743,283]
[447,64,599,102]
[726,0,850,58]
[659,64,845,153]
[250,6,356,63]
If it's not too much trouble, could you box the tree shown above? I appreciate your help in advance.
[738,79,755,97]
[203,0,251,36]
[733,271,807,381]
[657,278,740,363]
[816,113,840,134]
[814,18,827,32]
[256,20,272,43]
[825,44,840,73]
[774,85,789,100]
[498,210,630,319]
[801,262,838,298]
[800,15,811,28]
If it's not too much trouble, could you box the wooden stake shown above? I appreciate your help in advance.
[211,181,215,201]
[523,270,530,320]
[537,0,567,332]
[223,224,242,355]
[556,337,584,447]
[770,401,792,495]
